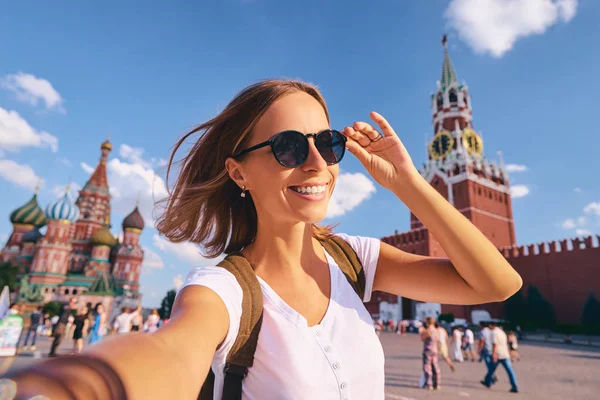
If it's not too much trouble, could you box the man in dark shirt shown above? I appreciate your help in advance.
[20,305,44,350]
[49,297,79,357]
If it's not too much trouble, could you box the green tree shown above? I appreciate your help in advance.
[43,301,62,317]
[504,289,527,324]
[0,261,19,291]
[438,313,455,323]
[159,289,176,320]
[526,285,556,329]
[581,293,600,326]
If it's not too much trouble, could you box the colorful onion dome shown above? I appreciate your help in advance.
[90,226,116,247]
[122,206,144,231]
[22,228,44,243]
[10,193,46,227]
[45,190,80,223]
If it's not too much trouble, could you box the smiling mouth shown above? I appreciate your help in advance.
[288,183,328,196]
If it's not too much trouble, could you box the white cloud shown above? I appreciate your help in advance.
[51,182,81,199]
[142,247,165,269]
[0,159,43,191]
[80,162,94,174]
[561,218,576,229]
[173,274,184,290]
[510,184,530,198]
[106,157,168,226]
[158,158,169,168]
[0,107,58,152]
[575,228,592,236]
[574,187,581,193]
[152,234,217,266]
[1,72,65,112]
[577,216,586,226]
[327,172,376,218]
[583,202,600,217]
[56,157,72,167]
[119,144,151,169]
[445,0,578,57]
[505,164,527,173]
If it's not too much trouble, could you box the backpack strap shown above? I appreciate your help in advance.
[197,252,264,400]
[317,236,366,301]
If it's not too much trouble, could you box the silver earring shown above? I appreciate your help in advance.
[240,185,246,198]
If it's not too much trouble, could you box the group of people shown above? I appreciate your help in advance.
[15,297,164,356]
[419,316,520,393]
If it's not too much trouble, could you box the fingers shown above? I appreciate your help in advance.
[342,126,372,147]
[352,121,383,142]
[370,111,396,138]
[344,138,372,168]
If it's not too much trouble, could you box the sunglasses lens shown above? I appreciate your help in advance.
[316,130,346,165]
[272,131,308,168]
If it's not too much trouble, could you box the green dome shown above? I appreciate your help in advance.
[10,194,46,227]
[90,227,116,247]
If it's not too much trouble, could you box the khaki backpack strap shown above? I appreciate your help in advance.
[198,253,263,400]
[219,253,263,400]
[318,236,366,301]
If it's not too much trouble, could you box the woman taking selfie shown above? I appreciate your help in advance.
[9,79,522,399]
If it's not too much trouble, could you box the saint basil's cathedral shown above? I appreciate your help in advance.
[1,139,145,313]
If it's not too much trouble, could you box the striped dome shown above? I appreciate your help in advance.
[45,192,80,223]
[122,206,144,231]
[10,194,46,227]
[23,228,44,243]
[90,226,116,247]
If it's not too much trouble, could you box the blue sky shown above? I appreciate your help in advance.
[0,0,598,307]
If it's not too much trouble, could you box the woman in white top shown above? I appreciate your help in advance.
[9,79,522,399]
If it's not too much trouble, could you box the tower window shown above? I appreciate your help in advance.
[65,288,70,295]
[436,93,443,110]
[73,289,78,295]
[449,89,458,103]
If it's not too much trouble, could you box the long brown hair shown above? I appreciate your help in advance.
[156,79,335,258]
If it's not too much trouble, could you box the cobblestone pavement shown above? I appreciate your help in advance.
[3,332,600,399]
[380,332,600,400]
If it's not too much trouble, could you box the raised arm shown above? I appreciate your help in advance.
[8,286,228,400]
[342,112,522,306]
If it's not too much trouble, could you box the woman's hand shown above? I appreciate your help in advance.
[342,111,421,192]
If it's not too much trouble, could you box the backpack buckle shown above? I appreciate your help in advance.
[224,363,248,378]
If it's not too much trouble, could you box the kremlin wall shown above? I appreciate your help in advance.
[367,39,600,326]
[1,140,145,316]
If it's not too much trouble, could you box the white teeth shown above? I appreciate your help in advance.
[291,184,327,195]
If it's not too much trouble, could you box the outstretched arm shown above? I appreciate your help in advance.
[7,286,228,399]
[343,112,522,306]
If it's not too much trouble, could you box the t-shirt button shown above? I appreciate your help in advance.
[340,382,347,389]
[324,345,332,352]
[333,362,340,370]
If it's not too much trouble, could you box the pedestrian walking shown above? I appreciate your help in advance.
[435,322,455,372]
[481,323,519,393]
[48,297,78,357]
[88,303,106,345]
[72,306,89,354]
[19,306,43,351]
[508,330,521,362]
[421,317,441,390]
[451,326,464,362]
[463,327,476,361]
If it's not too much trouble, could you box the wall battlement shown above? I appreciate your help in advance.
[499,235,600,259]
[381,229,428,247]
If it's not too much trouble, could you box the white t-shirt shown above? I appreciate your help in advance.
[113,311,139,334]
[178,233,384,400]
[492,327,510,360]
[465,329,474,344]
[437,327,448,345]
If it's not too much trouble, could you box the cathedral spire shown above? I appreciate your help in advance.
[81,140,111,197]
[441,34,458,90]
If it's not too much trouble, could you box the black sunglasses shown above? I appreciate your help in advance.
[233,129,347,168]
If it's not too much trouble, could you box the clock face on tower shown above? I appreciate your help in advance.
[462,128,483,157]
[429,131,454,160]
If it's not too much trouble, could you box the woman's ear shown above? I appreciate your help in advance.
[225,157,246,189]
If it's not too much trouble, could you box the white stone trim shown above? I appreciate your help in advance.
[457,207,514,223]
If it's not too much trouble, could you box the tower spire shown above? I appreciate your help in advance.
[441,34,458,90]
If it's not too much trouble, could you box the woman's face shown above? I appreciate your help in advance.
[233,91,337,225]
[97,305,104,313]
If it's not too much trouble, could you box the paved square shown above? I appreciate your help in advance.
[380,332,599,400]
[3,332,599,399]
